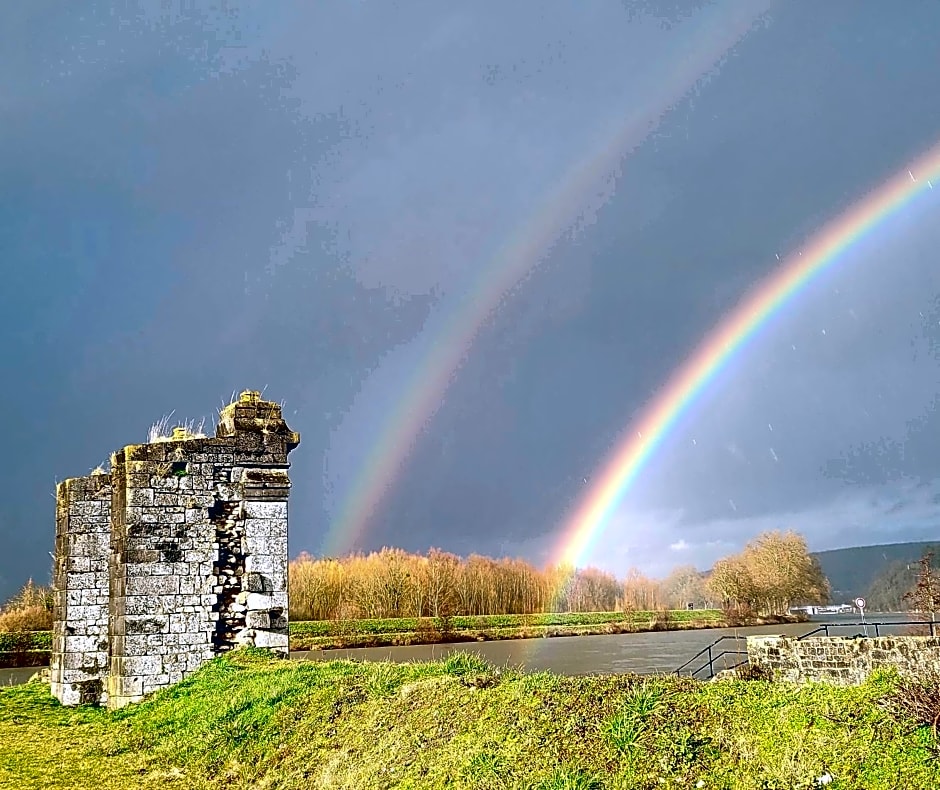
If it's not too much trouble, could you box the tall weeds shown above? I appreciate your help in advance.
[288,548,668,621]
[0,579,53,632]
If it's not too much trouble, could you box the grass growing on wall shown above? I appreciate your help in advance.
[1,650,938,789]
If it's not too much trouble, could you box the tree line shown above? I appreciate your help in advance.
[704,530,830,616]
[288,530,831,622]
[865,545,940,611]
[287,547,715,621]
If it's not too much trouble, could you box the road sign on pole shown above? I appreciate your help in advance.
[855,597,868,637]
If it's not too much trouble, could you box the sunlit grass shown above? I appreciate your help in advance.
[1,650,937,789]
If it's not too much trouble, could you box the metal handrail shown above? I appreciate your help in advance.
[795,619,936,639]
[673,635,755,678]
[683,649,749,680]
[673,634,746,675]
[673,618,938,679]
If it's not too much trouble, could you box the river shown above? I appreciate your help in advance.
[0,613,922,688]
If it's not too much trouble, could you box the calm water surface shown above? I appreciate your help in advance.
[0,613,918,687]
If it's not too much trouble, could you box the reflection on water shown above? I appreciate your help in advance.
[0,613,922,687]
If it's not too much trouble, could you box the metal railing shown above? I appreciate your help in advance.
[794,619,936,639]
[673,635,749,679]
[673,618,938,679]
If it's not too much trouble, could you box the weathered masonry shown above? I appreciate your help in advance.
[747,634,940,685]
[50,391,300,708]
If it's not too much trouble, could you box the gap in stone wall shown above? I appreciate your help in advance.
[210,499,246,651]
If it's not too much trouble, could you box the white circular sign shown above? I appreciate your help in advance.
[854,597,866,609]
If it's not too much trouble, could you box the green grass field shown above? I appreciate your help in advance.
[289,609,723,638]
[1,650,937,789]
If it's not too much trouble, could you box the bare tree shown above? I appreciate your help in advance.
[706,530,829,616]
[903,550,940,617]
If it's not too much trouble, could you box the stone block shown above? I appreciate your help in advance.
[128,488,155,507]
[123,596,168,616]
[108,674,144,700]
[251,630,289,652]
[125,575,180,596]
[68,556,93,573]
[63,634,107,654]
[62,652,108,671]
[123,615,169,635]
[122,655,163,677]
[65,604,102,623]
[245,592,272,610]
[73,531,111,554]
[244,554,279,575]
[242,501,287,520]
[245,611,270,629]
[54,685,84,707]
[243,572,273,593]
[234,627,257,646]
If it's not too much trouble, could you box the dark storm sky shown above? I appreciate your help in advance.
[3,1,940,599]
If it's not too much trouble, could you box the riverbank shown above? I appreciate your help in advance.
[0,611,804,667]
[288,610,803,651]
[1,649,936,789]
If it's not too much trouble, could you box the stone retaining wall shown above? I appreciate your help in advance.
[747,634,940,685]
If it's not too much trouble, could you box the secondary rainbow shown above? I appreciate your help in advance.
[554,141,940,570]
[322,3,770,557]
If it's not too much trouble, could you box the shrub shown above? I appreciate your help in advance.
[734,661,774,681]
[649,608,675,631]
[878,665,940,736]
[722,603,756,627]
[3,579,53,612]
[0,605,52,633]
[0,580,54,632]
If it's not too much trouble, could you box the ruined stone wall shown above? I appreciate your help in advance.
[50,474,113,705]
[747,635,940,685]
[51,391,299,709]
[106,437,222,706]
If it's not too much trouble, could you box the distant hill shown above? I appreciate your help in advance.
[812,541,939,606]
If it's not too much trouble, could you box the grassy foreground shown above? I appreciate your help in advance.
[1,650,938,789]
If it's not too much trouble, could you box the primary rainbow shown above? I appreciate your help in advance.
[554,141,940,569]
[322,2,771,557]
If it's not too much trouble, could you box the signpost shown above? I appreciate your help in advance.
[855,597,868,636]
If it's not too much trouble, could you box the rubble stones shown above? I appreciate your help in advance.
[50,390,298,709]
